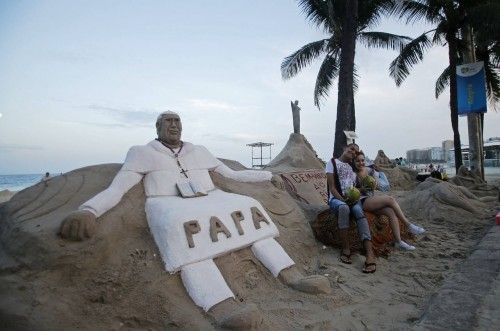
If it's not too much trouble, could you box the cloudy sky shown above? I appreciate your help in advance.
[0,0,498,174]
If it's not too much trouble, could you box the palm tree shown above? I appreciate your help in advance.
[465,0,500,107]
[467,1,500,160]
[281,0,410,157]
[389,0,499,172]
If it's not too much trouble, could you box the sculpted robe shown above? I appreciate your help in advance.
[80,140,294,310]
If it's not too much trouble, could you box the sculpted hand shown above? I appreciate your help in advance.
[59,210,97,241]
[271,174,285,190]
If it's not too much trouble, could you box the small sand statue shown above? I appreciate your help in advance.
[374,149,395,168]
[291,100,301,134]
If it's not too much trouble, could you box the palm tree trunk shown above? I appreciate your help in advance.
[447,33,463,173]
[334,0,358,157]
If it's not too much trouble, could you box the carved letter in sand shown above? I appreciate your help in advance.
[184,220,201,248]
[210,216,232,242]
[231,211,245,235]
[251,207,269,229]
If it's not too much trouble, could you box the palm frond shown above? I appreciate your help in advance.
[431,21,447,46]
[485,61,500,110]
[313,54,339,109]
[474,37,500,66]
[297,0,333,32]
[492,54,500,69]
[281,39,329,80]
[475,41,500,111]
[358,31,411,50]
[467,2,500,42]
[435,66,450,99]
[358,0,395,29]
[391,0,443,25]
[491,42,500,68]
[389,32,433,86]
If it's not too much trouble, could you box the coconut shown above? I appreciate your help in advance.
[361,176,377,191]
[344,187,361,205]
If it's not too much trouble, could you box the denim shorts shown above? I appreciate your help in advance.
[328,197,347,213]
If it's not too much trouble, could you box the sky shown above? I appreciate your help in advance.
[0,0,498,174]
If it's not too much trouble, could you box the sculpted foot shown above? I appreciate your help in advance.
[278,266,331,294]
[209,299,264,329]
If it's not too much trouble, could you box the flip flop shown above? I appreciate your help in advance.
[339,252,352,264]
[362,262,376,274]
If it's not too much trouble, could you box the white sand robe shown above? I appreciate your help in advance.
[79,140,295,311]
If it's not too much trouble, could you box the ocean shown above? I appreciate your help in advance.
[0,167,498,193]
[0,174,44,192]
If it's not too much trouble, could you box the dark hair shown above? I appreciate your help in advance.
[333,142,359,158]
[351,150,365,172]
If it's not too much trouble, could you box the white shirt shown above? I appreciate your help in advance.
[80,140,272,217]
[325,158,356,196]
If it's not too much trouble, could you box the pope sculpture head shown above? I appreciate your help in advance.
[156,111,182,147]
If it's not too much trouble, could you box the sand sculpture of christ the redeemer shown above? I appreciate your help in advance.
[60,111,330,328]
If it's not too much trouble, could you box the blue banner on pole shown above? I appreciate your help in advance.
[456,61,487,115]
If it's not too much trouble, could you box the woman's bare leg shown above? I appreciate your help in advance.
[385,196,412,226]
[379,207,402,242]
[363,195,412,226]
[363,197,416,250]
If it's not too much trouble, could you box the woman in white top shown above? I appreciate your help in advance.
[353,151,425,250]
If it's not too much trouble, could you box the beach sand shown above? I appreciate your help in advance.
[0,138,498,330]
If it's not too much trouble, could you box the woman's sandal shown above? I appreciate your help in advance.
[362,262,377,274]
[339,252,352,264]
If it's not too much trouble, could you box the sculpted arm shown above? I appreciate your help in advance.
[79,170,143,216]
[60,170,143,241]
[213,162,272,182]
[199,145,282,187]
[197,145,272,183]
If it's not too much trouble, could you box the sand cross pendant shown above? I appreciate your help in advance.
[176,158,189,178]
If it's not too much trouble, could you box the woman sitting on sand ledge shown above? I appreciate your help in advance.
[353,150,426,250]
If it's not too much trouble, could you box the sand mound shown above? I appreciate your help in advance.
[399,177,489,224]
[449,165,499,199]
[0,190,16,204]
[382,166,419,191]
[265,133,324,172]
[0,164,353,330]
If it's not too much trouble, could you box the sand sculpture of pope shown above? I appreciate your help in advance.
[60,111,329,328]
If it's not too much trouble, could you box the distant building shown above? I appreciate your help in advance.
[448,137,500,167]
[406,147,444,163]
[407,139,458,164]
[484,138,500,167]
[406,149,429,163]
[430,147,443,161]
[442,140,454,162]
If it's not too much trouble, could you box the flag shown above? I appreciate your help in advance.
[456,61,487,115]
